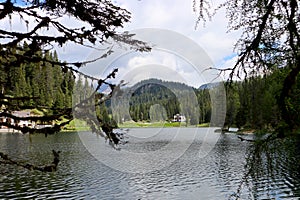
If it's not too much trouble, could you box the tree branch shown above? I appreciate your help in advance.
[0,150,60,172]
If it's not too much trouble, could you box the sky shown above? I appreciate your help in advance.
[80,0,241,87]
[2,0,241,88]
[116,0,239,64]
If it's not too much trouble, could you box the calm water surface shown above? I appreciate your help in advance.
[0,128,299,199]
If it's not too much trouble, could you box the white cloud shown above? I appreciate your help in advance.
[116,0,241,67]
[104,49,216,88]
[1,1,240,85]
[127,55,157,70]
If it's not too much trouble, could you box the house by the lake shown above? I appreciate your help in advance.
[0,110,56,131]
[172,114,186,122]
[12,110,34,127]
[0,110,35,129]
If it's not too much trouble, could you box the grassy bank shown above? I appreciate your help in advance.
[63,119,90,131]
[118,121,182,128]
[63,119,211,131]
[118,121,210,128]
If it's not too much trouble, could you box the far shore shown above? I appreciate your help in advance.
[0,128,21,133]
[0,121,258,135]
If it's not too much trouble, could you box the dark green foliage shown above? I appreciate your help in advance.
[225,68,300,131]
[112,79,207,125]
[128,81,180,122]
[196,88,211,124]
[0,43,75,111]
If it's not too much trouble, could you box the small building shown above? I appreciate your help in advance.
[0,110,34,130]
[11,110,34,127]
[0,110,56,130]
[172,114,186,122]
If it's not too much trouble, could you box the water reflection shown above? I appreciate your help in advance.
[243,136,300,199]
[0,129,299,199]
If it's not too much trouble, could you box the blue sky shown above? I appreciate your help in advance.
[1,0,27,6]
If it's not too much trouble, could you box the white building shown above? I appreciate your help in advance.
[173,114,186,122]
[11,111,33,127]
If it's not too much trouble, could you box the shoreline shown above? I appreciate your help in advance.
[0,128,21,133]
[0,125,257,135]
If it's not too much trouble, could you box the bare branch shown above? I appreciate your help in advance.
[0,150,60,172]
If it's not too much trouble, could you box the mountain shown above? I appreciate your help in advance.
[108,78,206,124]
[198,82,221,90]
[130,78,195,91]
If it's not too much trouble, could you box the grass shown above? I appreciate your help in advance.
[118,121,208,128]
[62,119,211,131]
[119,121,179,128]
[197,123,210,127]
[63,119,90,131]
[30,108,44,116]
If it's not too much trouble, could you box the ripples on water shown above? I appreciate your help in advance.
[0,128,299,199]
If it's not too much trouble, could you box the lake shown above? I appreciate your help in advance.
[0,128,299,199]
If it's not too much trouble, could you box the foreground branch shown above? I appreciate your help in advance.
[0,150,60,172]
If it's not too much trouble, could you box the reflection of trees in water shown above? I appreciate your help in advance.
[231,135,300,199]
[213,134,251,199]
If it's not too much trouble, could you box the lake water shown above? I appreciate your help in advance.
[0,128,299,199]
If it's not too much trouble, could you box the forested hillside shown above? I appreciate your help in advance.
[0,43,75,112]
[112,68,300,131]
[108,79,211,125]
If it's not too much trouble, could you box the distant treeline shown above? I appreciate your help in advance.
[106,79,212,125]
[107,68,300,130]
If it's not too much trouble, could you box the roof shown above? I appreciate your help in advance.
[12,111,31,117]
